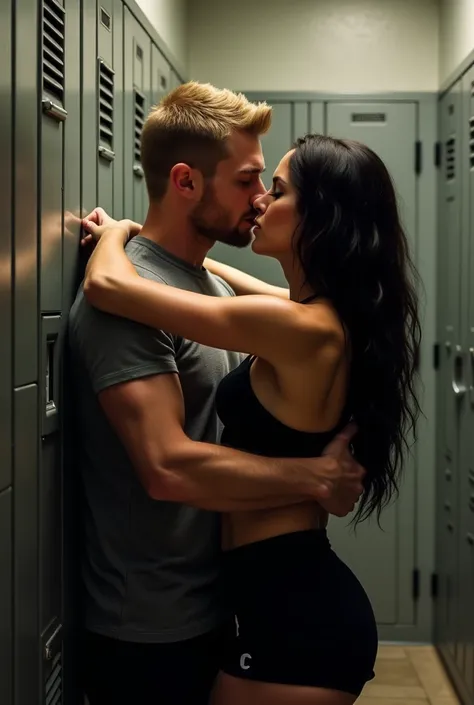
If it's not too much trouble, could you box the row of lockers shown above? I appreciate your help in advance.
[435,63,474,705]
[0,1,183,704]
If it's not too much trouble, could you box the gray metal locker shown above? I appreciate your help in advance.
[124,7,151,225]
[209,101,323,286]
[435,83,464,674]
[324,102,418,630]
[0,489,12,705]
[0,0,12,495]
[14,384,40,705]
[152,43,172,106]
[40,0,67,313]
[14,0,39,387]
[82,0,124,222]
[459,65,474,700]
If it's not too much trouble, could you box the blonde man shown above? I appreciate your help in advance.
[70,82,363,705]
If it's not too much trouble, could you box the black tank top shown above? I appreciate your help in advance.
[215,296,351,459]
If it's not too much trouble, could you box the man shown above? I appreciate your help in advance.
[69,82,364,705]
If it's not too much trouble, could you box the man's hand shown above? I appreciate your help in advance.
[317,423,365,517]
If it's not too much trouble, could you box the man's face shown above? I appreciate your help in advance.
[190,131,266,248]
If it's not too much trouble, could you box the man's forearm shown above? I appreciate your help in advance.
[203,257,289,299]
[149,439,331,512]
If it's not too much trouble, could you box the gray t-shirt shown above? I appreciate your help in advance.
[68,236,242,643]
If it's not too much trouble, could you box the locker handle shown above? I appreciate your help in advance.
[469,347,474,406]
[467,533,474,546]
[42,98,68,122]
[98,146,116,162]
[452,345,467,397]
[133,164,144,178]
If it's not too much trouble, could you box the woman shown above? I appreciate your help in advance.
[82,134,421,704]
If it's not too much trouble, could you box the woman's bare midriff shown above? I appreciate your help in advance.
[222,503,328,551]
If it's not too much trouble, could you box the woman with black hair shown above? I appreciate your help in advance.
[82,134,421,704]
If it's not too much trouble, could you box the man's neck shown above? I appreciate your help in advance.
[139,208,213,268]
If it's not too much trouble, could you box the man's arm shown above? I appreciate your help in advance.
[99,372,347,512]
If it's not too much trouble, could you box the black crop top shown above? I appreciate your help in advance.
[215,354,351,459]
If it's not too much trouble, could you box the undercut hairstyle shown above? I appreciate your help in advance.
[141,81,272,201]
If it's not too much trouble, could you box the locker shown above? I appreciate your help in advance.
[83,0,124,222]
[323,102,418,627]
[124,7,151,225]
[0,488,12,705]
[152,43,172,106]
[14,384,40,705]
[62,0,82,312]
[0,0,12,492]
[459,65,474,698]
[436,84,463,668]
[40,0,66,313]
[14,0,39,386]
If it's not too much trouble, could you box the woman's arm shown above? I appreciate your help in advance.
[84,225,339,365]
[204,257,289,299]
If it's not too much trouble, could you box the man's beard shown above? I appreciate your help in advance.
[190,185,255,248]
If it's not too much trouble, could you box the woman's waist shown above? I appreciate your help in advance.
[224,503,328,551]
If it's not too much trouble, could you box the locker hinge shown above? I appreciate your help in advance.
[433,342,440,370]
[412,568,420,600]
[431,572,439,599]
[415,141,422,175]
[434,141,442,168]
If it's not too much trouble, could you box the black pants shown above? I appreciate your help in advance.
[82,628,223,705]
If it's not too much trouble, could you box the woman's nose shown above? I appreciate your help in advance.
[252,194,267,213]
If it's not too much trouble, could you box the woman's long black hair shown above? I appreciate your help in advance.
[290,135,422,523]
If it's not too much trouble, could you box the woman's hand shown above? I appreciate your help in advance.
[81,206,142,248]
[82,218,136,247]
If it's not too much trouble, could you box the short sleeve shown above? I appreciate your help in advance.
[68,285,178,395]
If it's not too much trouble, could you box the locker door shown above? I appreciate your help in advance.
[0,488,12,705]
[152,44,171,106]
[0,0,12,494]
[210,102,310,286]
[97,0,118,216]
[460,66,474,698]
[325,103,418,628]
[83,0,124,221]
[436,85,463,666]
[124,8,151,225]
[41,0,67,314]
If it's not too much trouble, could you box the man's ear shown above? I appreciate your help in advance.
[169,163,204,200]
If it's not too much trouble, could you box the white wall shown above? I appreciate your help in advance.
[188,0,439,93]
[135,0,188,69]
[439,0,474,85]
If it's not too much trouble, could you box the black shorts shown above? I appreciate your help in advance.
[220,530,378,696]
[82,627,223,705]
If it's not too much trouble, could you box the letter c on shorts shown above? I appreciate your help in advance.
[240,653,252,670]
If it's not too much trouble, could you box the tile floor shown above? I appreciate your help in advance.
[359,644,460,705]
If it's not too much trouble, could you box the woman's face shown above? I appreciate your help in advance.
[251,150,300,260]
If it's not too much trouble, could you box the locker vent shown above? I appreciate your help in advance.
[445,136,456,180]
[470,117,474,169]
[45,651,62,705]
[134,89,146,164]
[98,60,114,148]
[42,0,66,103]
[100,7,111,31]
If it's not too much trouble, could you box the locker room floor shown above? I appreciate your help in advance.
[359,645,459,704]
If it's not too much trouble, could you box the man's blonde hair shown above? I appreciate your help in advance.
[141,81,272,201]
